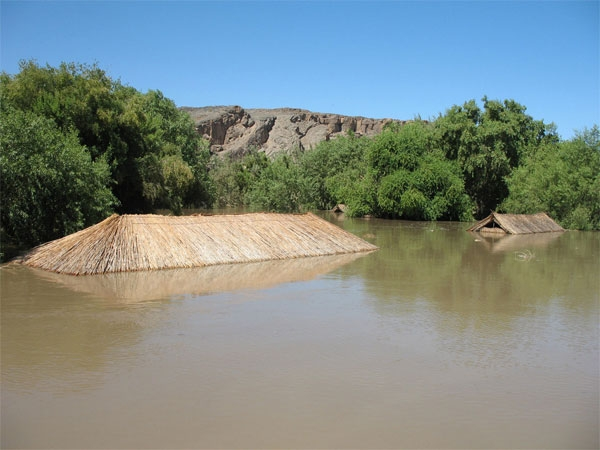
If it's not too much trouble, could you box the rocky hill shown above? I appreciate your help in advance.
[181,106,407,156]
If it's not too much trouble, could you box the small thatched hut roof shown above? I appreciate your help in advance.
[467,212,565,235]
[21,212,377,275]
[331,204,347,213]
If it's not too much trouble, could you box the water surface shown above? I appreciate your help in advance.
[2,216,598,449]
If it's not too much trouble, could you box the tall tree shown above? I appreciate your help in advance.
[434,97,556,217]
[501,126,600,230]
[0,106,116,246]
[1,61,214,214]
[366,122,472,221]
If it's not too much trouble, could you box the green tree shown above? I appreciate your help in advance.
[433,97,555,217]
[2,61,121,160]
[134,90,213,212]
[376,151,473,221]
[298,132,371,210]
[245,152,314,212]
[209,148,270,208]
[1,61,214,214]
[368,121,432,178]
[326,168,377,217]
[0,106,116,247]
[364,121,473,220]
[501,126,600,230]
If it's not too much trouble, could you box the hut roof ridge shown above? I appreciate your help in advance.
[21,212,377,275]
[467,211,565,234]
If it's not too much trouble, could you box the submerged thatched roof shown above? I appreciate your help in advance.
[467,212,565,235]
[21,213,377,275]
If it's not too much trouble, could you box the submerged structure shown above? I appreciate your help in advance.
[467,212,565,235]
[21,213,377,275]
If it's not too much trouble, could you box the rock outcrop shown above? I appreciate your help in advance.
[181,106,407,156]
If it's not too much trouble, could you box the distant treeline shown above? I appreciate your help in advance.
[1,61,598,255]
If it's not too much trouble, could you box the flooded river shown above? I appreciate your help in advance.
[1,215,598,449]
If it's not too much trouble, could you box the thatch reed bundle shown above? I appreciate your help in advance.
[21,213,377,275]
[467,212,565,235]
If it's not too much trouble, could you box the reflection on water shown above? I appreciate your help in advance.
[30,252,369,301]
[0,253,367,390]
[1,216,598,449]
[470,230,564,253]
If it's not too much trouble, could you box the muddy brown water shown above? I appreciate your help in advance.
[1,215,598,449]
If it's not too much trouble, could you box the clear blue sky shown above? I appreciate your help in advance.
[1,0,598,139]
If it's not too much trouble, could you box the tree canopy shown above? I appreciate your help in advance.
[1,61,214,252]
[1,61,213,215]
[0,105,115,246]
[433,97,556,217]
[501,126,600,230]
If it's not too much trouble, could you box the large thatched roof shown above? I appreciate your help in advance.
[21,213,377,275]
[467,212,565,235]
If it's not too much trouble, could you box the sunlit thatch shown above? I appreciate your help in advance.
[467,212,565,235]
[21,213,377,275]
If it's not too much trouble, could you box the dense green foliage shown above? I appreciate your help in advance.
[501,126,600,230]
[1,60,597,259]
[0,105,115,246]
[433,97,556,217]
[1,61,213,214]
[245,152,315,213]
[299,132,371,211]
[209,147,270,208]
[1,61,214,253]
[367,122,473,221]
[208,103,597,230]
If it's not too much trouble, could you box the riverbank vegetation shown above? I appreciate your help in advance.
[211,102,598,230]
[1,61,598,258]
[1,61,214,251]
